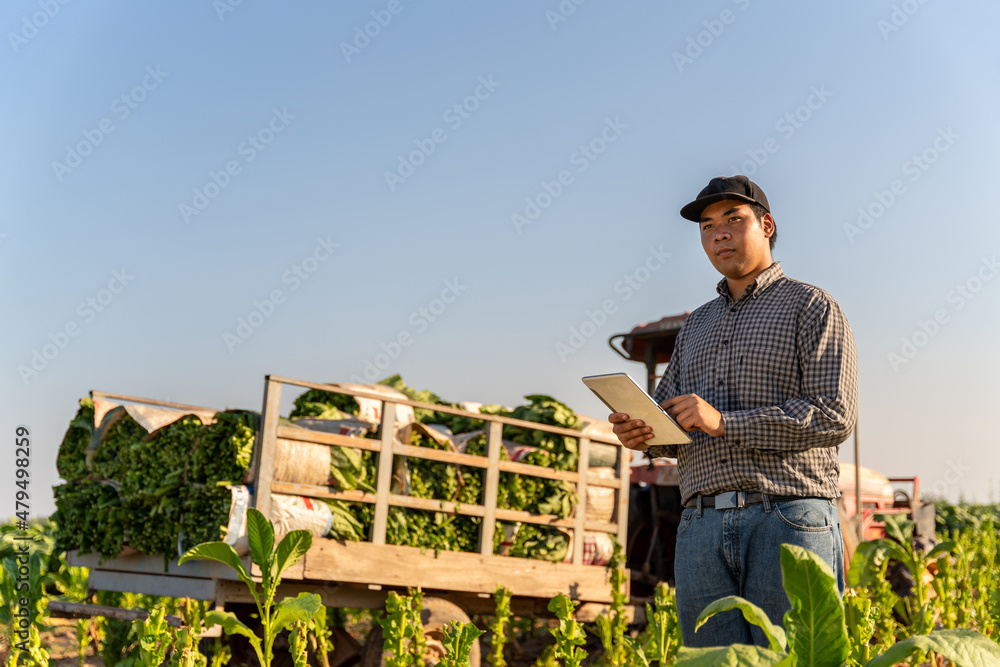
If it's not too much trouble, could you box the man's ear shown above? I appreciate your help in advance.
[760,213,775,238]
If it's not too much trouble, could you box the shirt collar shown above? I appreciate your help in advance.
[716,261,784,303]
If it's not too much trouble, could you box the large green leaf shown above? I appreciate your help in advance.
[694,595,787,653]
[273,530,312,580]
[205,610,261,646]
[441,621,486,667]
[622,635,651,667]
[675,644,789,666]
[846,539,909,588]
[246,508,275,571]
[179,541,255,592]
[780,544,849,667]
[271,592,323,634]
[546,593,576,619]
[846,540,886,587]
[864,628,1000,667]
[873,513,911,545]
[927,540,957,560]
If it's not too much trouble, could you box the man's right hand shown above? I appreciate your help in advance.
[609,412,654,451]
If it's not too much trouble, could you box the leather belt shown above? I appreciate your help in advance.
[683,491,805,509]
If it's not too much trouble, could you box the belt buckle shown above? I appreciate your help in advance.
[715,490,745,509]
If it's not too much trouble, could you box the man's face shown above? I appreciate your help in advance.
[698,199,774,279]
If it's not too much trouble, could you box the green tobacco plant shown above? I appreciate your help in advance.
[178,508,322,667]
[547,594,587,667]
[289,621,309,667]
[408,587,426,665]
[13,624,51,667]
[75,618,96,667]
[135,607,173,667]
[674,544,1000,667]
[844,588,878,666]
[624,582,682,666]
[488,585,512,667]
[307,605,333,667]
[595,540,628,667]
[439,621,485,667]
[208,635,231,667]
[849,514,955,638]
[378,591,418,667]
[168,600,208,667]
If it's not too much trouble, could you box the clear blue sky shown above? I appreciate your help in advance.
[3,1,999,519]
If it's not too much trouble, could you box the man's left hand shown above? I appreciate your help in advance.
[661,394,725,437]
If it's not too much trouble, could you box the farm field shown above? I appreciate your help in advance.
[2,502,999,667]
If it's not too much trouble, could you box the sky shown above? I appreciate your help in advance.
[3,1,999,520]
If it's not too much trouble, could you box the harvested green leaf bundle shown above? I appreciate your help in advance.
[324,499,372,541]
[387,507,481,555]
[483,395,581,470]
[179,484,233,551]
[405,431,482,506]
[55,398,95,483]
[117,414,255,557]
[504,524,569,562]
[191,410,257,484]
[90,412,148,482]
[329,445,376,493]
[497,472,576,518]
[55,401,259,560]
[289,388,359,420]
[122,487,185,557]
[119,415,201,498]
[52,482,126,558]
[379,374,483,434]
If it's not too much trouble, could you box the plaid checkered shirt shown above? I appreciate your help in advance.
[645,262,858,504]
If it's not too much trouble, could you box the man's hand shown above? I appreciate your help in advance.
[608,413,653,451]
[661,394,724,437]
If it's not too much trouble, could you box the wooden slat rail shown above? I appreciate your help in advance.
[277,425,382,452]
[393,443,488,468]
[276,408,621,488]
[573,436,591,564]
[479,421,502,555]
[270,483,376,503]
[269,482,619,533]
[370,402,397,545]
[252,379,284,519]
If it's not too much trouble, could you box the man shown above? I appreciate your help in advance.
[610,175,857,648]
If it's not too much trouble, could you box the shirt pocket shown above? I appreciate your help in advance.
[736,345,797,409]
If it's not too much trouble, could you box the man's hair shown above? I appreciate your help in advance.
[749,202,776,250]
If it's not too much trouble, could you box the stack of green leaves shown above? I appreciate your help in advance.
[51,482,127,558]
[55,397,95,483]
[482,394,580,471]
[90,412,149,482]
[53,405,259,561]
[289,388,359,420]
[191,410,257,485]
[324,444,376,542]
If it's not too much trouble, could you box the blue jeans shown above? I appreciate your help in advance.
[673,496,844,648]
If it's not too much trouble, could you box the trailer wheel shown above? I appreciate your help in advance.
[360,597,480,667]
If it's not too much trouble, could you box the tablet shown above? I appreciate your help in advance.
[582,373,692,447]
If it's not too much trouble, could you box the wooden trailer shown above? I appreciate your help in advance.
[64,375,633,666]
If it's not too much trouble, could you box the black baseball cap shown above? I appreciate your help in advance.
[680,175,770,222]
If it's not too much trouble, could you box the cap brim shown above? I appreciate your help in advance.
[679,193,758,222]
